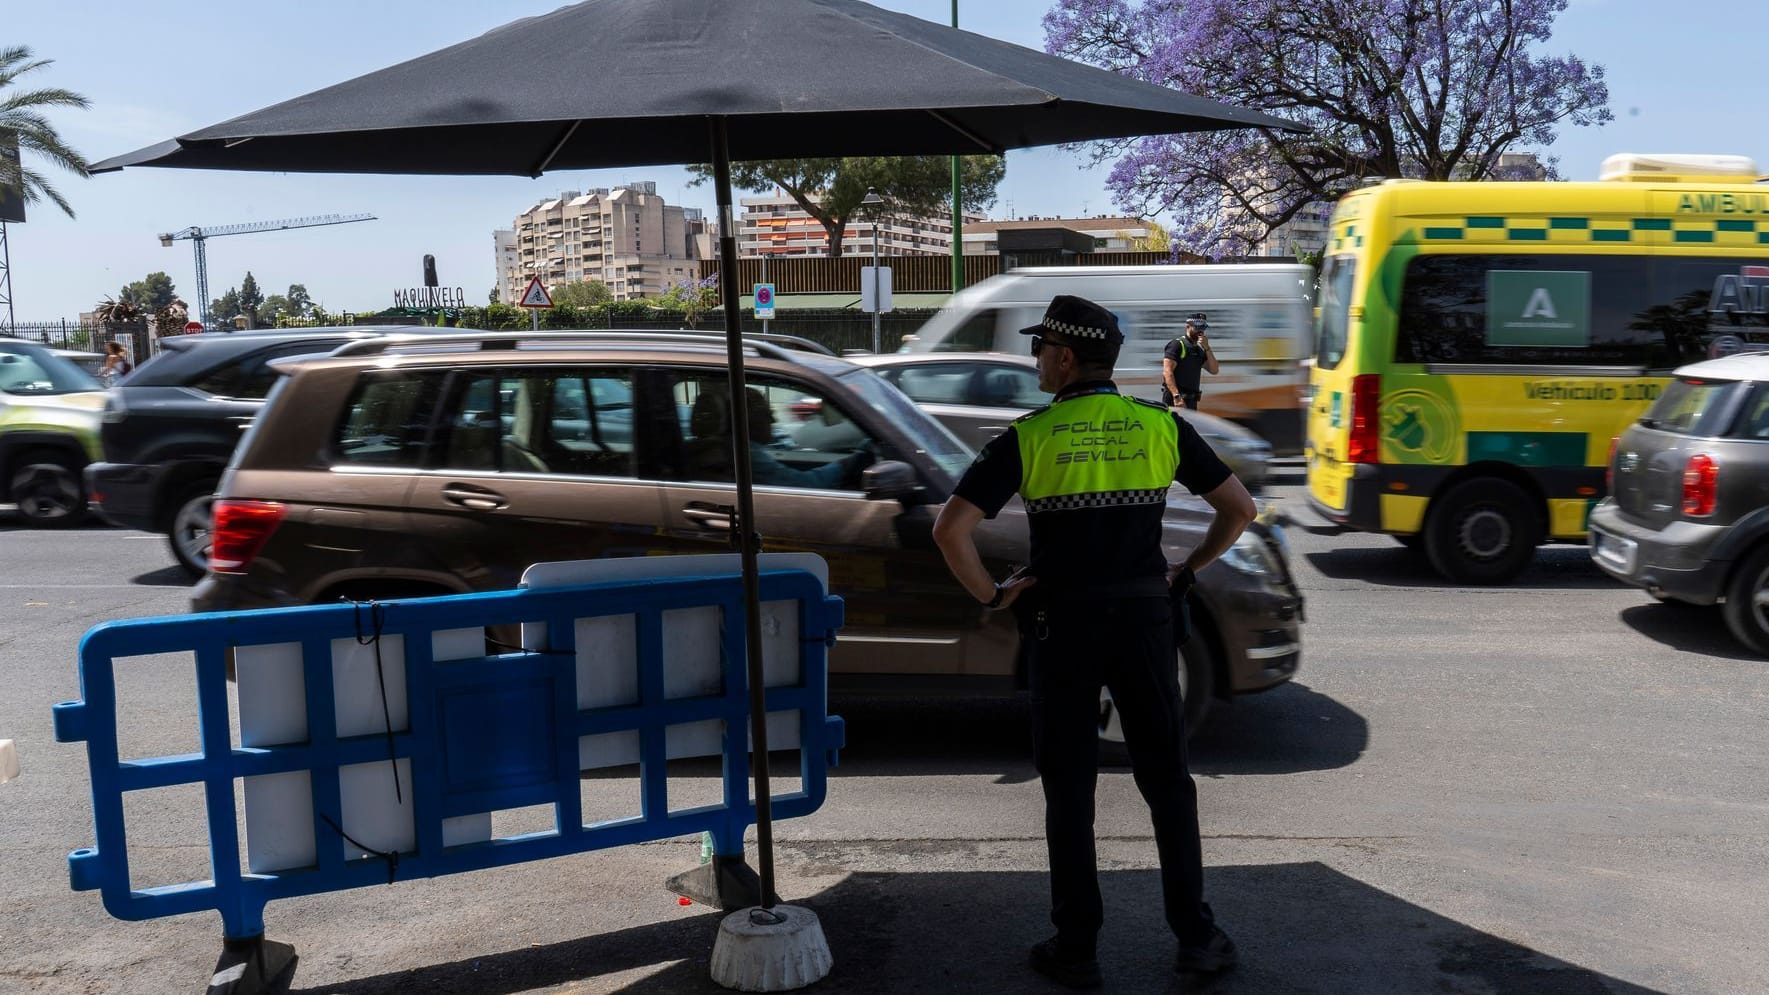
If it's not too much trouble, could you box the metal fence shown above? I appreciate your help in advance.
[7,319,105,350]
[2,320,164,364]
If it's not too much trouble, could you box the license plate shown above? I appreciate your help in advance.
[1591,530,1637,574]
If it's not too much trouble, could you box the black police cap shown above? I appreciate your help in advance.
[1018,295,1125,359]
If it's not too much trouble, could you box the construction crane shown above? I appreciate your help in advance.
[158,213,376,328]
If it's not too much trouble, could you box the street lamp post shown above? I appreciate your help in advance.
[862,187,885,353]
[951,0,964,296]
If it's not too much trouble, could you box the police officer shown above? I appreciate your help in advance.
[932,295,1255,989]
[1161,312,1218,409]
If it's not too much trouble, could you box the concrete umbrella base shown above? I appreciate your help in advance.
[709,905,833,991]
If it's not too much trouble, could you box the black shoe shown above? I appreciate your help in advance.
[1174,924,1238,976]
[1029,938,1103,990]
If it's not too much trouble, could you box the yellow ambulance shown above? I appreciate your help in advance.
[1307,153,1769,583]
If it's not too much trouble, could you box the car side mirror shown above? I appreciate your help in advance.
[861,459,918,501]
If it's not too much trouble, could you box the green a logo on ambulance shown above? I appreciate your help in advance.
[1486,270,1591,348]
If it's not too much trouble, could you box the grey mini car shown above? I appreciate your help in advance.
[1589,353,1769,653]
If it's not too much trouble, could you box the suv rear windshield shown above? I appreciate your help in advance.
[1641,377,1741,435]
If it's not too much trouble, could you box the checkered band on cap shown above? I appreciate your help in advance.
[1041,315,1114,340]
[1024,488,1168,514]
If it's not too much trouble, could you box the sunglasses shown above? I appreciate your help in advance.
[1031,334,1072,357]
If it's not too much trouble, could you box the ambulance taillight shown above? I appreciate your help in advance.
[1348,374,1381,464]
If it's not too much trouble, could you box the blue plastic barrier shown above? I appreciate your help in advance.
[52,568,844,942]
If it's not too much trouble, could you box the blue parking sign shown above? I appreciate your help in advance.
[754,283,775,320]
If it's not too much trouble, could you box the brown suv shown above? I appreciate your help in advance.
[193,332,1304,737]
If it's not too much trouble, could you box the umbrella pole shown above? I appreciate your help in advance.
[710,116,776,912]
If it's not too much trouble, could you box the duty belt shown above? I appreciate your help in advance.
[1028,575,1170,602]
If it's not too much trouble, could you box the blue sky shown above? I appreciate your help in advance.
[3,0,1758,319]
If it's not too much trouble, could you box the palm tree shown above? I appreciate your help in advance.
[92,295,141,324]
[0,46,90,218]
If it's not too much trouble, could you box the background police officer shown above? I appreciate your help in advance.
[1161,312,1219,410]
[932,295,1256,989]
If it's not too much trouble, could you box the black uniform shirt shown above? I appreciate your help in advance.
[1163,336,1209,394]
[951,380,1234,588]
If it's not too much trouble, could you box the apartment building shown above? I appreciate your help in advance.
[493,229,521,304]
[510,182,712,301]
[1255,201,1332,258]
[1492,151,1550,181]
[739,190,987,257]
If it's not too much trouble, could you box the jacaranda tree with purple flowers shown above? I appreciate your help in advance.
[1045,0,1612,255]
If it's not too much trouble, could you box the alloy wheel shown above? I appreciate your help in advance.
[172,493,215,572]
[11,463,83,524]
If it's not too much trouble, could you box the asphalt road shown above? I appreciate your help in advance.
[2,465,1764,995]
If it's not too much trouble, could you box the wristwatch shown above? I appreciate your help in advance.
[1172,563,1197,594]
[984,583,1006,609]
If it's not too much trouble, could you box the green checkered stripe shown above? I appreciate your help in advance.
[1412,215,1769,245]
[1330,221,1364,252]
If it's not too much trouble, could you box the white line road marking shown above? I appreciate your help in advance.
[0,584,180,589]
[0,532,155,537]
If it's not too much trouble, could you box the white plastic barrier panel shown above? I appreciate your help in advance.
[519,554,826,770]
[238,554,827,874]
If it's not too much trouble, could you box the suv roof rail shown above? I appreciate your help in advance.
[656,329,837,356]
[327,329,835,362]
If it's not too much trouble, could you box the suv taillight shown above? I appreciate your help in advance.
[209,500,286,574]
[1347,373,1381,464]
[1605,436,1619,492]
[1682,455,1718,517]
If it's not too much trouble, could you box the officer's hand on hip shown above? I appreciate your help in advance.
[989,567,1037,610]
[1167,561,1197,594]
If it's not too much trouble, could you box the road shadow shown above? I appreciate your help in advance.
[585,682,1366,789]
[292,862,1673,995]
[1304,544,1619,590]
[1190,682,1368,776]
[1619,601,1763,662]
[821,681,1364,781]
[131,564,197,587]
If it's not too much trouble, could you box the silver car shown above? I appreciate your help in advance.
[849,352,1272,489]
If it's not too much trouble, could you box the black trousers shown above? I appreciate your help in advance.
[1026,597,1213,954]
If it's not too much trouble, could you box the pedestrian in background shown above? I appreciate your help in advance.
[1160,312,1218,410]
[932,294,1255,990]
[101,341,133,387]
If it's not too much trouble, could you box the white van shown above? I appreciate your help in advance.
[901,264,1315,450]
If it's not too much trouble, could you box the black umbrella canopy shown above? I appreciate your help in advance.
[93,0,1299,175]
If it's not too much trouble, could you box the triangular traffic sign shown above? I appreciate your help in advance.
[518,276,554,308]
